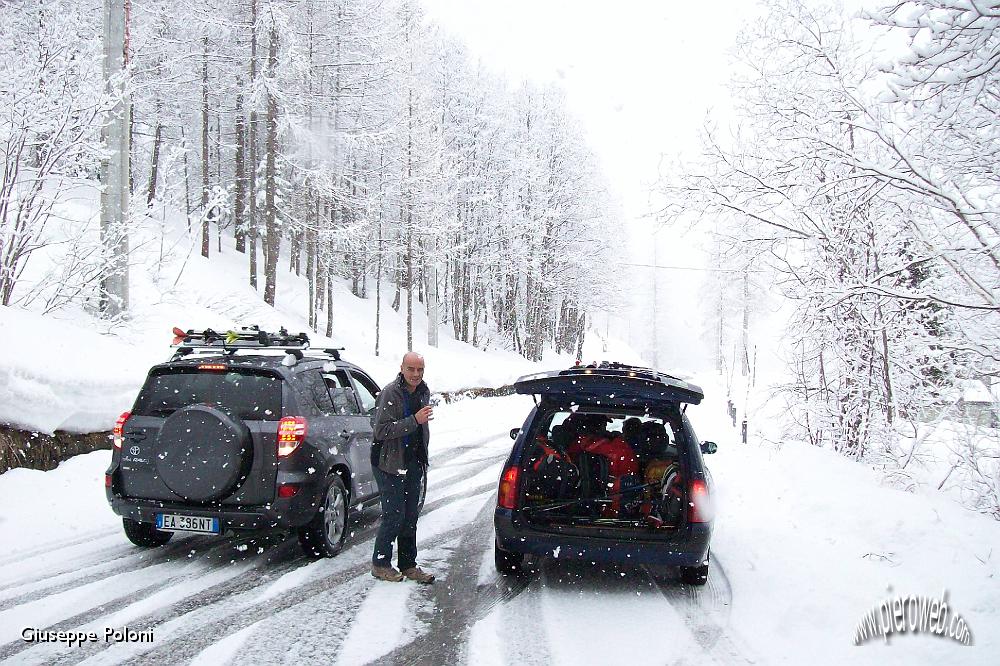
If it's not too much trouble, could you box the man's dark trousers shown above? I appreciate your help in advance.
[372,457,425,569]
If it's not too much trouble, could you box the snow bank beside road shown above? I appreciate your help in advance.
[709,432,1000,664]
[0,449,119,561]
[0,308,152,434]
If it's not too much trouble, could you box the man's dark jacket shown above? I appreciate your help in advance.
[372,373,430,475]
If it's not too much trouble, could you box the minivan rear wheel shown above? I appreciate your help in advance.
[298,475,349,558]
[122,518,173,547]
[495,540,523,574]
[680,552,709,586]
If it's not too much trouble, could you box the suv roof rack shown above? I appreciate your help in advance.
[168,326,346,363]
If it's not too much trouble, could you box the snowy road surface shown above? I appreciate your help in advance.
[3,394,997,665]
[0,396,751,666]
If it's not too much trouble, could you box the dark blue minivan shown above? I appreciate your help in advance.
[493,362,716,584]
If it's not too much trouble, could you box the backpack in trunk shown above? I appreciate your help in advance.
[525,437,580,501]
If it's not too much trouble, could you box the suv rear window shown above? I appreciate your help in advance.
[133,369,283,421]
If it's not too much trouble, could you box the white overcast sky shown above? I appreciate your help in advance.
[420,0,759,368]
[419,0,757,220]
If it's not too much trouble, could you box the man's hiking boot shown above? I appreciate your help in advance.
[371,565,404,582]
[401,566,435,584]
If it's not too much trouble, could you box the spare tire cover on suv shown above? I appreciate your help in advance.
[154,405,254,502]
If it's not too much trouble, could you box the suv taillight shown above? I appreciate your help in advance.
[113,411,131,449]
[277,416,307,457]
[688,479,714,523]
[497,466,520,509]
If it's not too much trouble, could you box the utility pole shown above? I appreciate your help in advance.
[741,267,750,376]
[427,257,439,348]
[650,229,660,369]
[100,0,131,317]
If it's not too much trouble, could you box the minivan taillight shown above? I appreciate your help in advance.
[688,479,714,523]
[277,416,307,457]
[113,411,131,449]
[497,466,520,509]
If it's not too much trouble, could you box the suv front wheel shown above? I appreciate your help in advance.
[122,518,173,547]
[298,475,349,557]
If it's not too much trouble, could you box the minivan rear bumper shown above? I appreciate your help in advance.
[494,508,711,567]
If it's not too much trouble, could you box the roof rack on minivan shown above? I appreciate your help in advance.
[565,361,685,384]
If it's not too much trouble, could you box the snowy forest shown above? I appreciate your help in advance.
[0,0,622,360]
[3,0,1000,516]
[659,0,1000,515]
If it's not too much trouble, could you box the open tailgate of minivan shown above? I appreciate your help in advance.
[513,366,703,407]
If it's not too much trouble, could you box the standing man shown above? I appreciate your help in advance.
[371,351,435,583]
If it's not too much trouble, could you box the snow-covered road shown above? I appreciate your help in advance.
[2,394,998,665]
[0,395,754,665]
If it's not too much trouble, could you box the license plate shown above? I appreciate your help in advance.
[156,513,219,534]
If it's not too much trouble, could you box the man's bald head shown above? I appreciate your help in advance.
[400,352,425,391]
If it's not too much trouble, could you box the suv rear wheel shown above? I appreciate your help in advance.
[122,518,173,547]
[298,475,349,557]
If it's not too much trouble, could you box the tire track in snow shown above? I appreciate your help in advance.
[202,572,377,666]
[0,529,112,568]
[0,532,257,612]
[0,451,502,623]
[116,492,492,666]
[648,556,759,665]
[425,457,504,498]
[0,534,129,592]
[367,498,499,665]
[5,488,492,665]
[0,536,304,664]
[0,432,509,664]
[513,558,711,666]
[471,563,553,666]
[427,431,511,467]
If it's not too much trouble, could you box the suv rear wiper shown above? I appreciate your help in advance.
[146,408,178,417]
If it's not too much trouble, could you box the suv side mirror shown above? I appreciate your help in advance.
[510,428,520,440]
[700,441,718,455]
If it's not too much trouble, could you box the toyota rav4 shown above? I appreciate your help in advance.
[105,327,418,557]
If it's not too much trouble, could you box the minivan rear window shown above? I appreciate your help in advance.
[133,369,282,421]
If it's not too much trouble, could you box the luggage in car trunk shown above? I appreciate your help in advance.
[513,365,703,536]
[522,435,685,532]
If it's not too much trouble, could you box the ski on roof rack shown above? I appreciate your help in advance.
[168,326,349,363]
[170,325,309,360]
[171,325,309,347]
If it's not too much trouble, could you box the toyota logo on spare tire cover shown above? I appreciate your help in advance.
[154,404,254,502]
[129,446,141,456]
